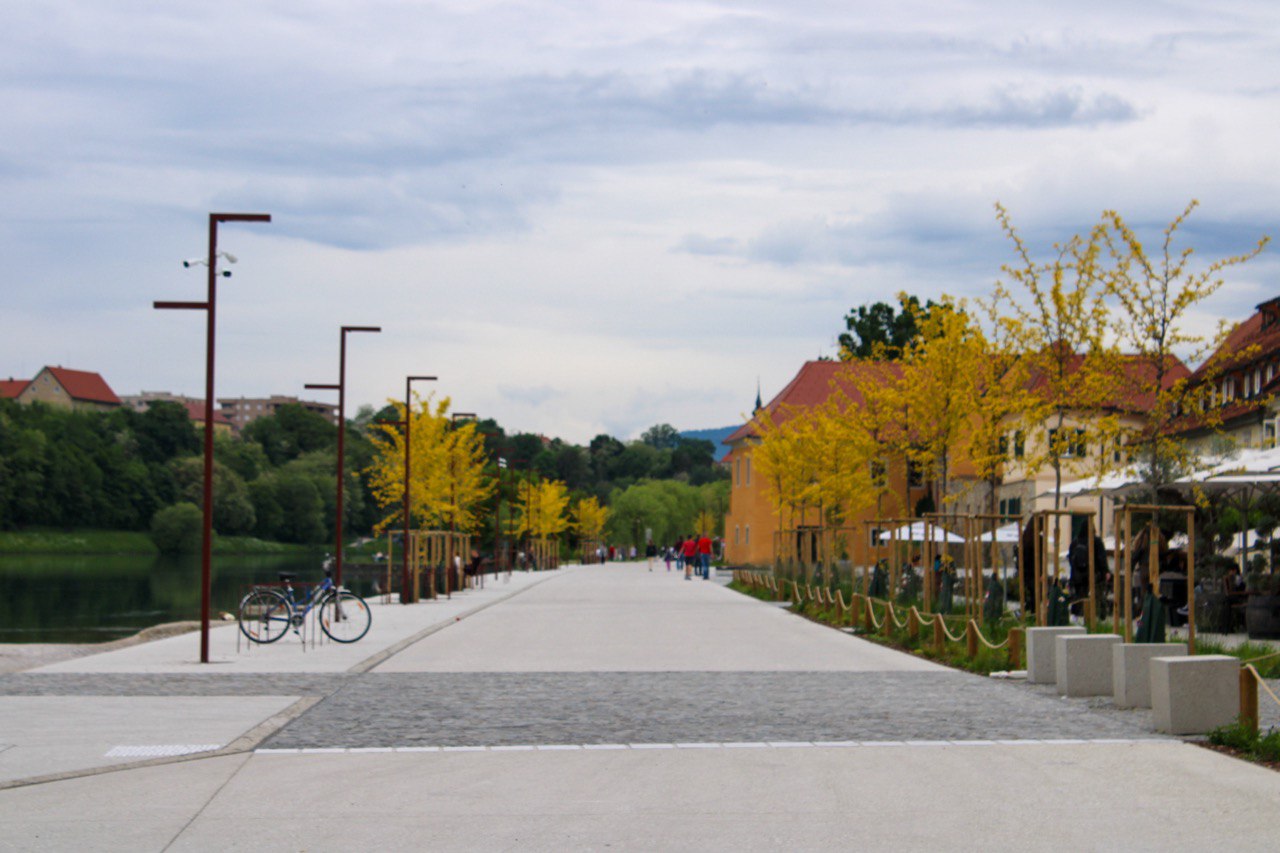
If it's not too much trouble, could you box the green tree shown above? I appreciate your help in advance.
[838,295,932,361]
[242,404,336,466]
[150,502,203,553]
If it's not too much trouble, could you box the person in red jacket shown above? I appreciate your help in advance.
[681,535,698,580]
[696,532,713,579]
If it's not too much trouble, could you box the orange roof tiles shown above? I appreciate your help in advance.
[44,367,121,405]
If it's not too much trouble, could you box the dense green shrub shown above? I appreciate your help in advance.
[150,502,203,554]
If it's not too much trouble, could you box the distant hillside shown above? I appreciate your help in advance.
[680,426,739,461]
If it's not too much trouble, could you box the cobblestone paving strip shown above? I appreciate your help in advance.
[261,671,1170,749]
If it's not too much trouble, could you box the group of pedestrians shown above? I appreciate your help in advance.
[660,533,714,579]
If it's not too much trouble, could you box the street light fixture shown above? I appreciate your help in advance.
[306,324,381,589]
[154,212,271,664]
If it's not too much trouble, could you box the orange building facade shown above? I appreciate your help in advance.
[722,361,934,568]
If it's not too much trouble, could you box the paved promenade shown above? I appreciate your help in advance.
[2,563,1278,851]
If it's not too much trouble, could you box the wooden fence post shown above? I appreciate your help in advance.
[1008,628,1022,671]
[1241,667,1259,735]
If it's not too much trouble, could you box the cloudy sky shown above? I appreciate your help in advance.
[3,1,1279,443]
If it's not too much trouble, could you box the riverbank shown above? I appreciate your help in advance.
[0,528,323,556]
[0,620,202,673]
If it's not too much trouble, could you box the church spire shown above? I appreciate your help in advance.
[754,377,763,413]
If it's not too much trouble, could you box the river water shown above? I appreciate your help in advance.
[0,552,382,643]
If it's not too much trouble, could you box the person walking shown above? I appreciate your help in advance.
[696,531,713,579]
[663,545,674,571]
[682,535,698,580]
[674,537,685,575]
[645,540,657,571]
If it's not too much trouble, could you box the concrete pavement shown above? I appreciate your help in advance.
[2,562,1279,851]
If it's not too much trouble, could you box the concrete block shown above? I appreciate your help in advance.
[1025,626,1085,684]
[1150,655,1240,735]
[1112,643,1188,709]
[1055,634,1122,697]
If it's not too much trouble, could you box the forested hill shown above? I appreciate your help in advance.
[679,427,737,462]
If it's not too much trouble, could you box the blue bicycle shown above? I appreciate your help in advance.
[238,570,371,644]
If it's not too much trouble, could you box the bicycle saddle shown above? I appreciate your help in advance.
[277,572,298,582]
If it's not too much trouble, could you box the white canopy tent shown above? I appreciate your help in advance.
[977,522,1021,544]
[877,522,965,544]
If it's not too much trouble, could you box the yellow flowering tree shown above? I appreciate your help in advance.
[1103,201,1269,491]
[365,395,494,534]
[572,495,609,553]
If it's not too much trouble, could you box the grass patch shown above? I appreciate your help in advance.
[210,537,316,556]
[0,528,158,555]
[1193,638,1280,679]
[1207,719,1280,770]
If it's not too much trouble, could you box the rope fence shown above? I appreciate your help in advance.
[732,568,1024,670]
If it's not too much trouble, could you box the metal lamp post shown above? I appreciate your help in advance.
[397,375,436,603]
[305,325,381,589]
[154,211,270,664]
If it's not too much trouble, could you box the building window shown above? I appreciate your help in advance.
[1222,377,1235,403]
[734,458,740,486]
[745,525,751,546]
[1048,428,1086,458]
[1014,431,1025,459]
[907,458,923,488]
[1256,369,1263,396]
[745,457,751,486]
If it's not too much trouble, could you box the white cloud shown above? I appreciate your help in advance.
[3,1,1280,443]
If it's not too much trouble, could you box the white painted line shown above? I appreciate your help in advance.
[1039,739,1088,745]
[996,740,1045,746]
[347,747,394,753]
[393,746,441,753]
[812,741,861,748]
[629,743,675,750]
[859,741,907,747]
[583,744,629,751]
[675,743,722,749]
[490,745,536,752]
[766,742,815,749]
[536,744,582,751]
[949,740,997,746]
[442,746,487,752]
[255,748,302,754]
[304,747,347,754]
[105,744,221,758]
[904,740,952,747]
[722,742,770,749]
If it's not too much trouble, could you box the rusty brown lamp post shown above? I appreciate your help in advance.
[391,375,436,603]
[306,325,381,589]
[154,212,271,663]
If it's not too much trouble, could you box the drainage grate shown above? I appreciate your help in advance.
[105,744,221,758]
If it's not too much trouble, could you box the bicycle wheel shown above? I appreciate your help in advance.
[318,590,371,643]
[238,589,291,643]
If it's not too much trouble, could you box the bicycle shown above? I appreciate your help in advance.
[238,570,372,644]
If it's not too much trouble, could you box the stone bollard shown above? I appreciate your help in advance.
[1056,634,1122,697]
[1112,643,1187,709]
[1150,656,1240,735]
[1025,626,1086,684]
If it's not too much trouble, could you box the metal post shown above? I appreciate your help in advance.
[307,325,381,591]
[154,212,270,663]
